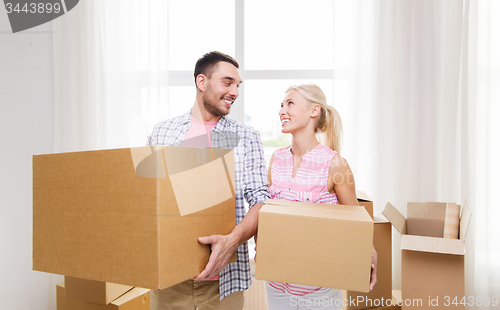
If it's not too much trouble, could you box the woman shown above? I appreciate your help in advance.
[262,84,377,310]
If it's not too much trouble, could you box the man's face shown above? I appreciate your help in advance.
[202,62,242,117]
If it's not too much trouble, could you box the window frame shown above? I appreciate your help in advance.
[166,1,336,124]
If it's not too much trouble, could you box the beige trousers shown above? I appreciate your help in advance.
[150,279,244,310]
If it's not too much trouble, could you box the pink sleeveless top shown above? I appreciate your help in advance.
[268,143,339,296]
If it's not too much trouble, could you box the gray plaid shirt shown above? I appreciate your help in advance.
[148,111,269,299]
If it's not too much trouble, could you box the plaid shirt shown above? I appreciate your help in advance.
[148,111,269,299]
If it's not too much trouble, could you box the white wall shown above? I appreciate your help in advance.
[0,9,62,310]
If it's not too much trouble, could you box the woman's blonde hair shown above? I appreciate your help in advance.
[285,84,343,154]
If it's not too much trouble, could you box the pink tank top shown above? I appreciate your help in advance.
[268,143,338,296]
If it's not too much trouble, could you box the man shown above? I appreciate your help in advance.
[148,51,269,309]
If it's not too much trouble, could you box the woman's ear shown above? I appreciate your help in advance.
[311,104,321,118]
[196,74,206,91]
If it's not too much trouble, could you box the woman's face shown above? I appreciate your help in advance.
[279,90,315,134]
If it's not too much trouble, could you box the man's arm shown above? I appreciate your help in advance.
[196,129,269,280]
[196,202,263,280]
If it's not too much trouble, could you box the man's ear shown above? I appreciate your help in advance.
[196,74,207,91]
[311,104,321,118]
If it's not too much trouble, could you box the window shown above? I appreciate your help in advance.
[163,0,337,165]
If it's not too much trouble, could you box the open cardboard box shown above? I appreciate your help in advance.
[255,199,374,292]
[33,146,237,290]
[383,202,472,309]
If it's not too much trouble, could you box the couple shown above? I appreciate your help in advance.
[148,51,377,310]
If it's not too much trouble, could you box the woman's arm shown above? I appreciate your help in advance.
[328,153,378,291]
[328,154,358,205]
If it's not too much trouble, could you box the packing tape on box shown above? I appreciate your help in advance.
[443,204,460,239]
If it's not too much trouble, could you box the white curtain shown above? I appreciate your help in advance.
[334,0,499,308]
[374,0,472,292]
[50,2,168,308]
[52,0,169,153]
[470,0,500,307]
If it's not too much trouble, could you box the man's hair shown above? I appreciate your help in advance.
[194,51,239,83]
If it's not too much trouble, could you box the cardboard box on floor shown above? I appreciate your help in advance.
[57,282,150,310]
[357,191,374,219]
[255,199,374,292]
[383,202,472,309]
[64,276,133,305]
[33,146,237,290]
[345,217,392,310]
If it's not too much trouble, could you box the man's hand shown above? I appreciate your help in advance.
[195,234,239,280]
[369,247,378,291]
[195,203,263,280]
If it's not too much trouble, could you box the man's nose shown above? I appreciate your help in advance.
[229,85,239,98]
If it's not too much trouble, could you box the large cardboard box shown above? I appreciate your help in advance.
[383,202,472,309]
[33,146,237,290]
[64,276,133,305]
[57,282,150,310]
[255,199,374,292]
[345,217,392,310]
[357,191,374,219]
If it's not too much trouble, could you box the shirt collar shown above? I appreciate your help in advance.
[184,109,229,131]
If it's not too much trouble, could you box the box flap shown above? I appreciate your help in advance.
[356,191,372,202]
[261,204,373,223]
[460,201,472,240]
[401,235,465,255]
[373,216,389,224]
[265,198,363,211]
[263,199,372,222]
[131,146,167,178]
[407,202,447,220]
[112,287,150,306]
[382,202,406,235]
[168,157,233,216]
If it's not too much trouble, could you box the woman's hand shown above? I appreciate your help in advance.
[369,247,378,291]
